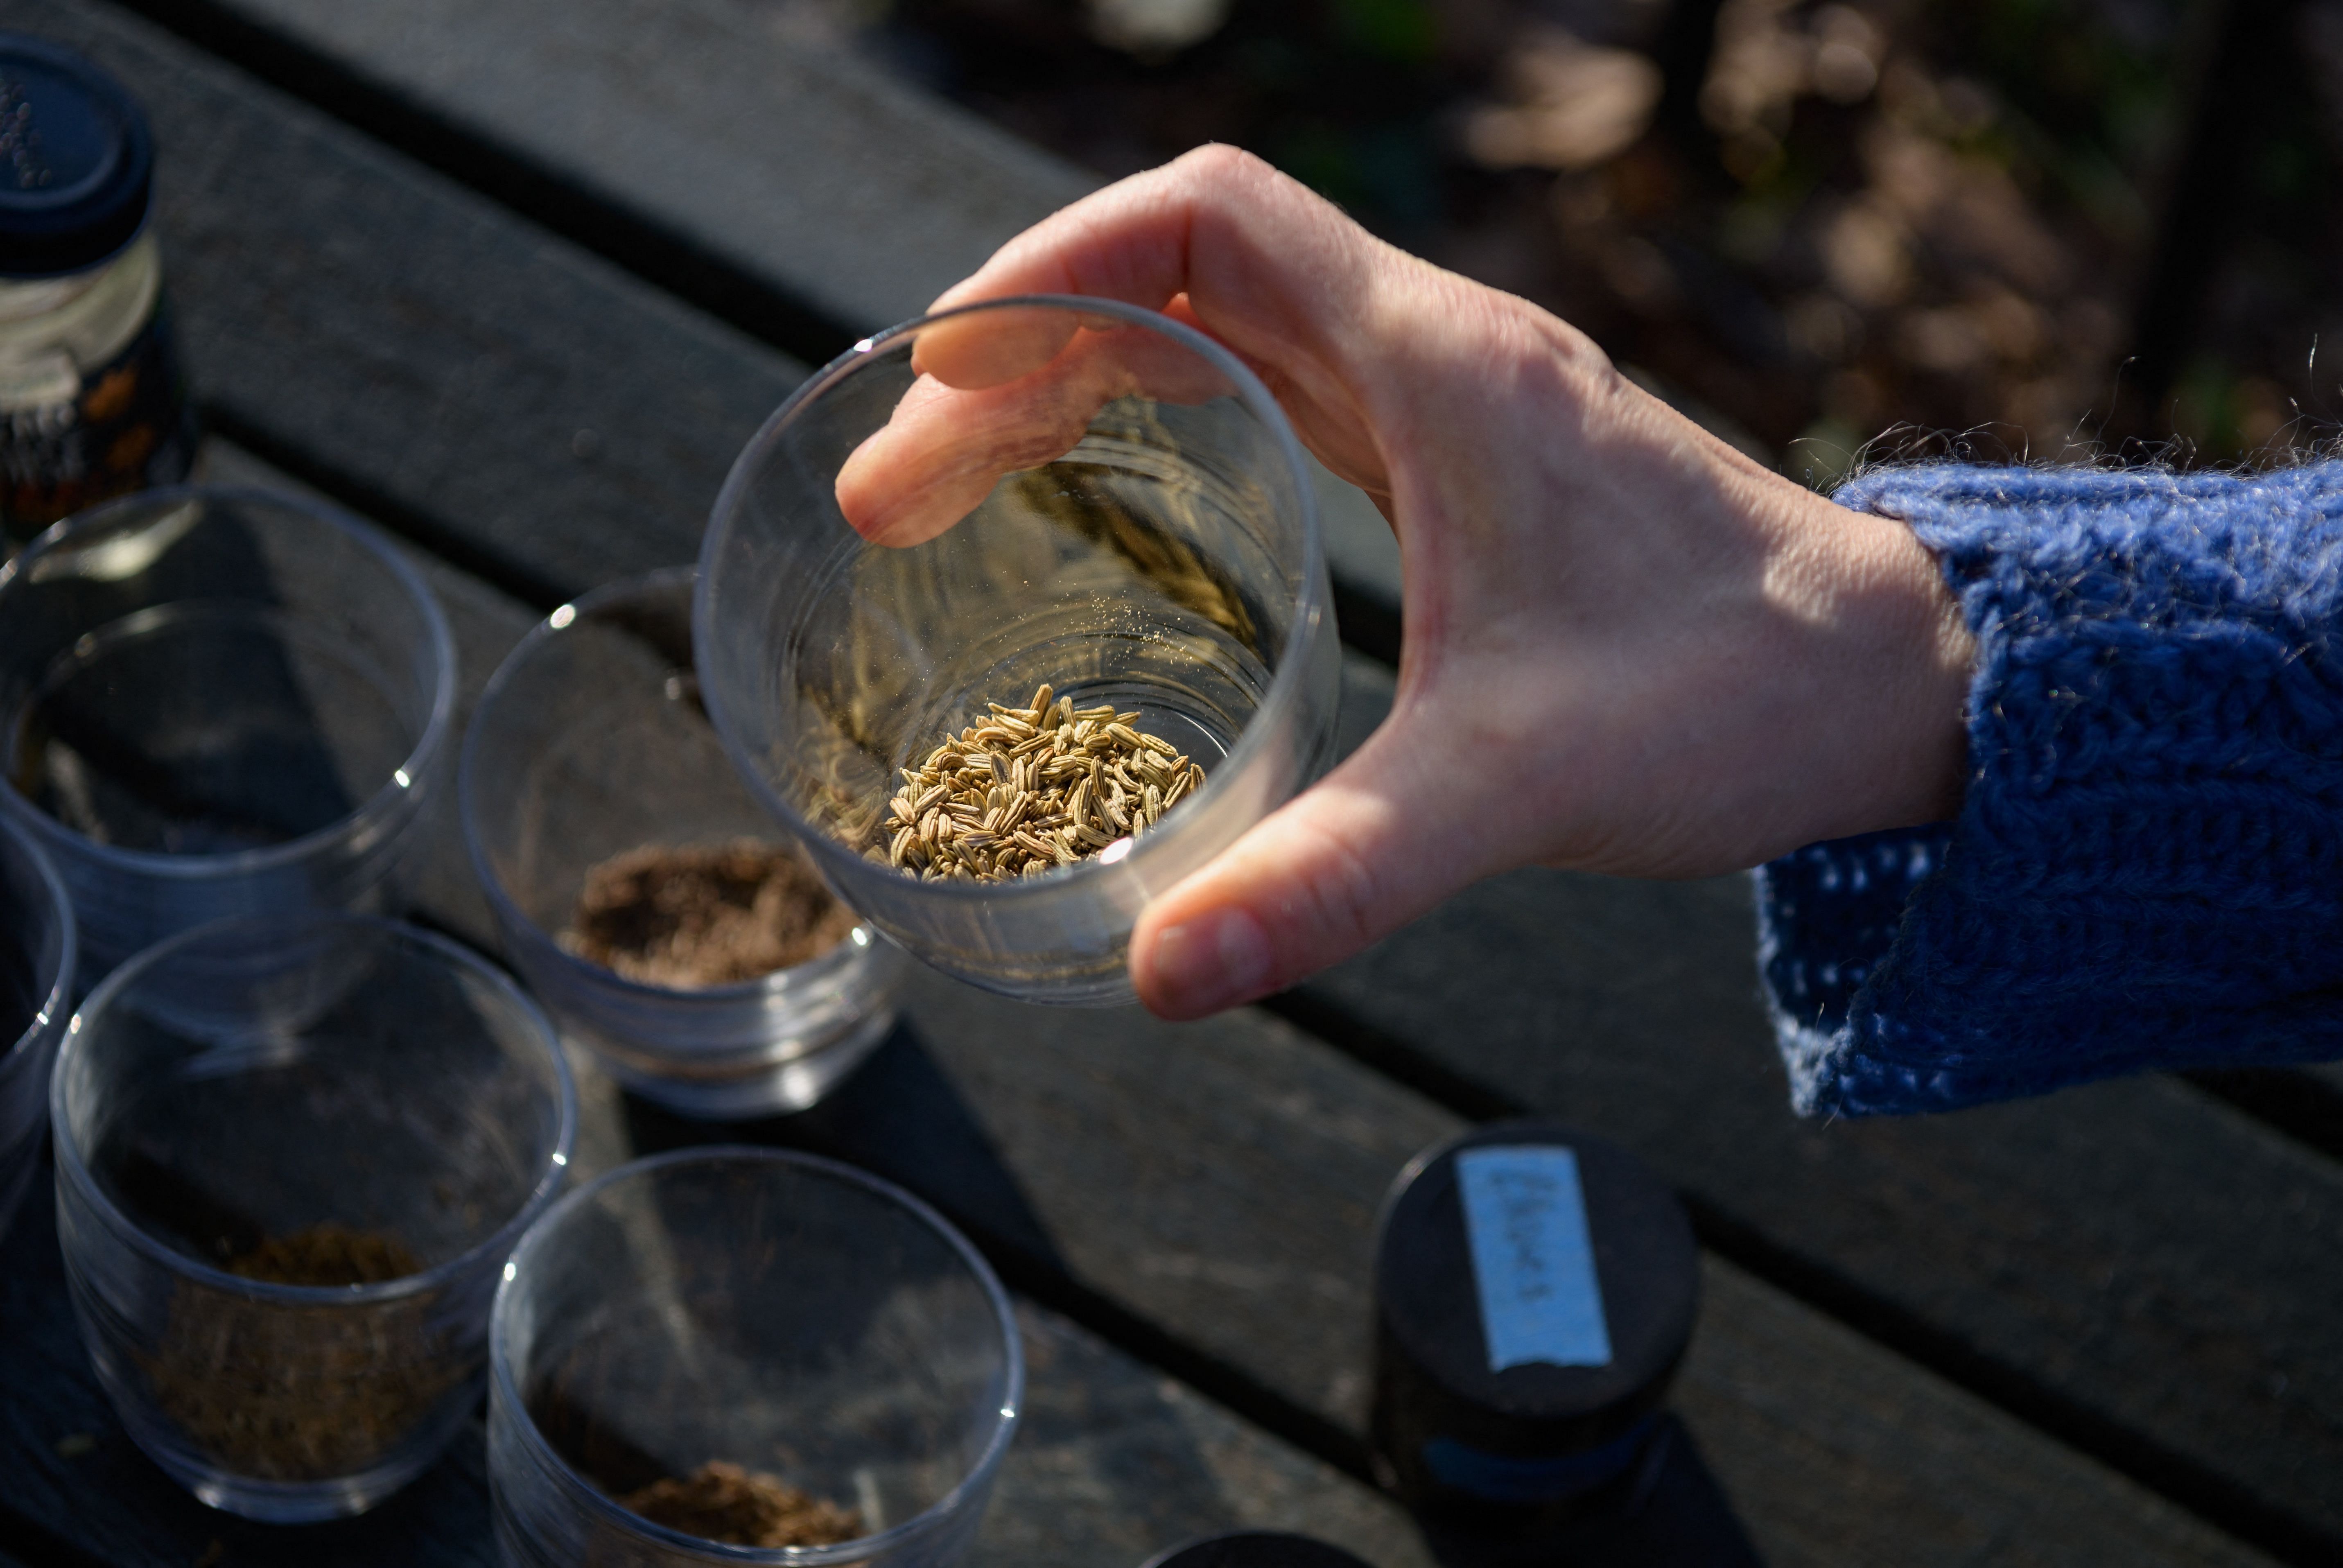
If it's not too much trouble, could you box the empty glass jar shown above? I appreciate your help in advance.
[0,486,455,980]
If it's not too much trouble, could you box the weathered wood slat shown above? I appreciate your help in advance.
[731,976,2273,1568]
[174,0,1090,346]
[193,441,2271,1567]
[0,3,2314,1558]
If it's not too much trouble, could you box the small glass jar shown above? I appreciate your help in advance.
[0,808,72,1240]
[0,486,458,981]
[490,1148,1021,1568]
[0,36,197,550]
[696,296,1341,1006]
[461,569,904,1119]
[52,914,577,1521]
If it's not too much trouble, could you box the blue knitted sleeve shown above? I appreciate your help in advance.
[1755,461,2343,1116]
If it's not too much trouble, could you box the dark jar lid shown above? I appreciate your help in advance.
[0,34,155,279]
[1139,1532,1373,1568]
[1369,1120,1698,1520]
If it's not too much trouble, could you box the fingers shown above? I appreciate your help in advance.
[837,147,1406,546]
[912,307,1077,390]
[933,147,1401,477]
[1129,708,1506,1020]
[835,316,1244,545]
[834,364,1098,546]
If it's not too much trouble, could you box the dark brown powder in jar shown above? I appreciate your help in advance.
[225,1222,418,1287]
[144,1223,461,1480]
[561,840,858,989]
[617,1461,863,1547]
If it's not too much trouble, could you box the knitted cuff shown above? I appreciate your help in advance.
[1756,461,2343,1115]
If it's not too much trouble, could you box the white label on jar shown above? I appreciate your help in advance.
[1456,1145,1613,1370]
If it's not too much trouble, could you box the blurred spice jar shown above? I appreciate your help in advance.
[0,33,195,549]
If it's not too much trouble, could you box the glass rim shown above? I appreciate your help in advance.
[48,911,579,1306]
[490,1143,1026,1566]
[0,811,74,1065]
[459,565,886,1003]
[693,292,1330,905]
[0,483,460,879]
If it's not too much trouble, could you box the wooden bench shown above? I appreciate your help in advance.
[1,2,2333,1565]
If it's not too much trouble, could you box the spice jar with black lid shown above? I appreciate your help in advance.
[1369,1121,1699,1534]
[0,33,195,548]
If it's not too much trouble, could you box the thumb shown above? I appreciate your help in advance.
[1130,709,1500,1020]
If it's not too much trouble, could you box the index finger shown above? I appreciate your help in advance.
[837,310,1248,546]
[927,144,1386,386]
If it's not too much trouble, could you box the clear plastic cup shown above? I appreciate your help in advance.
[0,811,74,1239]
[461,569,906,1119]
[50,915,577,1522]
[695,296,1341,1005]
[0,486,457,981]
[490,1148,1022,1568]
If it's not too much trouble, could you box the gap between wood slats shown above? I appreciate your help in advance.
[0,1505,115,1568]
[2183,1068,2343,1168]
[1262,988,2343,1568]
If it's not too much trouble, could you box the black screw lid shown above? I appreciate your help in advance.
[0,34,154,278]
[1369,1121,1698,1513]
[1139,1532,1373,1568]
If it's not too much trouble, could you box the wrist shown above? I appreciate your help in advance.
[1778,485,1976,840]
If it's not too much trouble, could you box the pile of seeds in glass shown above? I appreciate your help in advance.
[872,683,1206,882]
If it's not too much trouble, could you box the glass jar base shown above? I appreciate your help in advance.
[178,1455,441,1524]
[104,1390,461,1523]
[584,1008,897,1119]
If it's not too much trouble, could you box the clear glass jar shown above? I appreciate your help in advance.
[461,568,905,1119]
[695,296,1342,1006]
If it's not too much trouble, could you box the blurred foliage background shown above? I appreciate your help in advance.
[776,0,2343,481]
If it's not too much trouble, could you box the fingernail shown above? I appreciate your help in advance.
[1148,907,1272,1017]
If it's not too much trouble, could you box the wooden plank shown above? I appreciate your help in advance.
[696,975,2272,1568]
[1301,659,2343,1556]
[178,0,1094,344]
[186,447,2269,1567]
[101,0,1407,618]
[3,5,2313,1554]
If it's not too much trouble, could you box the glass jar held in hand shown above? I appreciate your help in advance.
[695,296,1342,1007]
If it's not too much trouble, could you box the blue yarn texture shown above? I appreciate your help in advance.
[1756,461,2343,1115]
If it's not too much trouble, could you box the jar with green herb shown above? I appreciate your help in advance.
[0,33,195,550]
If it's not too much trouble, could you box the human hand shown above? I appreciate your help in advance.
[841,145,1974,1020]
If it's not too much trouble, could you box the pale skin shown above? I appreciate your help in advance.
[838,145,1975,1021]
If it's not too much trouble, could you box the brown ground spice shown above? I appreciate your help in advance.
[562,840,858,990]
[226,1222,418,1287]
[617,1460,864,1548]
[145,1224,461,1480]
